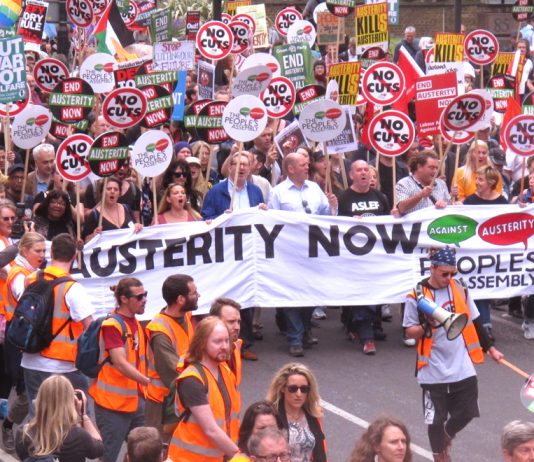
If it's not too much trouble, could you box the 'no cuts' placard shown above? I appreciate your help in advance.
[464,30,499,66]
[368,110,415,156]
[275,7,302,37]
[33,58,69,92]
[362,61,404,106]
[103,87,147,129]
[442,93,487,132]
[56,134,93,182]
[196,21,234,60]
[261,76,295,119]
[504,114,534,156]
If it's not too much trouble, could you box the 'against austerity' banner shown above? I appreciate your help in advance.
[73,205,534,319]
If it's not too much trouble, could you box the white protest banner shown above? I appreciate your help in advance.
[73,205,534,318]
[131,130,173,177]
[464,30,499,66]
[196,21,234,60]
[368,110,415,156]
[56,134,93,182]
[102,87,147,129]
[80,53,117,94]
[11,105,52,149]
[299,100,345,143]
[153,41,195,71]
[504,114,534,156]
[325,107,358,154]
[231,65,272,97]
[222,95,268,142]
[33,58,69,92]
[0,35,27,104]
[287,20,316,48]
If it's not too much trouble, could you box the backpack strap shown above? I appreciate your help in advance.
[103,313,129,368]
[176,362,209,424]
[48,275,76,343]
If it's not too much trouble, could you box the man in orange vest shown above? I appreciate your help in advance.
[21,233,94,417]
[145,274,198,436]
[168,316,240,461]
[89,277,150,462]
[403,247,504,462]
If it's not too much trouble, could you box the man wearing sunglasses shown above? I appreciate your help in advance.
[90,277,151,462]
[403,247,504,462]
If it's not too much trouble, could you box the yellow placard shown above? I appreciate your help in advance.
[328,61,361,105]
[434,33,464,62]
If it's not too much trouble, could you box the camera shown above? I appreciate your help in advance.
[74,390,83,400]
[11,202,26,239]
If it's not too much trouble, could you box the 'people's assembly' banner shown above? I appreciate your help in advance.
[74,205,534,319]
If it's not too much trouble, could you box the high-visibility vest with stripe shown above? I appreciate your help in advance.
[145,311,194,403]
[228,340,243,441]
[89,313,147,412]
[408,279,484,370]
[168,363,240,462]
[5,264,30,322]
[25,266,78,362]
[0,235,12,317]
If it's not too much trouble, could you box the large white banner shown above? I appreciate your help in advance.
[74,205,534,319]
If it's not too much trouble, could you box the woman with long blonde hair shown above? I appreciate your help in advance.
[16,375,102,461]
[453,140,502,202]
[266,363,327,462]
[153,182,200,224]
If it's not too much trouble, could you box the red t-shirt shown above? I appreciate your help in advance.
[102,313,141,365]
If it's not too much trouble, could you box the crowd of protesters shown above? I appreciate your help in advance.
[0,3,532,461]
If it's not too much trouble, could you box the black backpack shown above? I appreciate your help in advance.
[7,271,73,353]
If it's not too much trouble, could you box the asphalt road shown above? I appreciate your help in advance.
[1,303,531,462]
[239,304,533,462]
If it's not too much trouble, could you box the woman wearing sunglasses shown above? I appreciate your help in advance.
[266,363,327,462]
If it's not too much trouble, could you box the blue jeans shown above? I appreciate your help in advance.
[344,306,376,343]
[475,299,491,327]
[24,367,89,419]
[283,307,313,347]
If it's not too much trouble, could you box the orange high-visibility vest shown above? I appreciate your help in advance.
[408,279,484,371]
[89,313,147,413]
[145,311,194,403]
[5,264,30,322]
[168,363,240,462]
[25,267,78,362]
[0,235,12,317]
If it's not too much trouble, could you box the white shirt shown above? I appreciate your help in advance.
[268,178,335,215]
[21,282,95,373]
[227,179,251,211]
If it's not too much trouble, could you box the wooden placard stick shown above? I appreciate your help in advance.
[76,182,82,267]
[21,149,31,203]
[392,157,397,207]
[519,156,527,203]
[98,177,108,229]
[271,118,282,187]
[152,177,159,225]
[323,142,332,194]
[338,153,348,190]
[3,103,11,176]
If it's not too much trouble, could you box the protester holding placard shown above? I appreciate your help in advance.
[82,177,143,242]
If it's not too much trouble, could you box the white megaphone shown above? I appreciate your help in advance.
[416,295,468,341]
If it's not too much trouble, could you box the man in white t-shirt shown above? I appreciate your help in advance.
[22,233,94,417]
[403,247,503,462]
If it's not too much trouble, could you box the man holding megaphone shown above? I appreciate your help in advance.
[403,246,504,462]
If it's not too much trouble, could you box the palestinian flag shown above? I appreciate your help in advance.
[94,0,135,60]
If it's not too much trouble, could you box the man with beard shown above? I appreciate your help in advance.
[144,274,199,436]
[89,277,150,462]
[338,160,390,354]
[168,317,240,461]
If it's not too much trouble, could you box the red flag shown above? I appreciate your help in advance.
[500,96,522,151]
[392,46,425,114]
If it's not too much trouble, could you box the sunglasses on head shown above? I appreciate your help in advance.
[286,385,310,394]
[128,291,148,301]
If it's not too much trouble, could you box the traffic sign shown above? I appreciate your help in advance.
[362,62,405,106]
[102,87,147,129]
[56,134,93,182]
[196,21,234,60]
[261,76,296,119]
[368,110,415,156]
[464,30,499,66]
